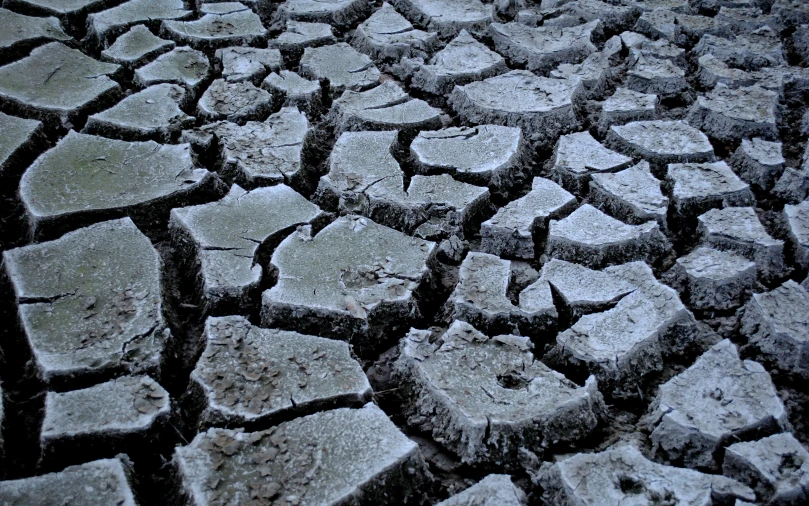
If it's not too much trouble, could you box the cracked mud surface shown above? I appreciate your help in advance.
[1,0,809,504]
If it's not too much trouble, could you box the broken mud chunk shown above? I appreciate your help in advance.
[327,81,441,134]
[794,24,809,65]
[0,8,70,63]
[549,131,633,197]
[784,201,809,272]
[634,9,719,45]
[546,0,641,33]
[666,161,755,227]
[134,46,210,98]
[197,79,273,124]
[161,3,266,50]
[0,112,43,176]
[446,252,557,337]
[696,54,760,90]
[19,131,219,240]
[729,138,785,191]
[3,0,112,34]
[626,55,689,97]
[390,0,493,38]
[272,0,368,29]
[589,161,668,230]
[393,320,605,469]
[773,149,809,204]
[0,457,138,506]
[410,124,525,191]
[188,315,371,429]
[215,47,281,84]
[598,87,658,135]
[644,339,789,471]
[697,206,788,284]
[687,84,780,143]
[40,375,170,467]
[268,21,335,60]
[84,84,194,142]
[538,445,755,506]
[403,30,507,96]
[480,177,576,260]
[261,215,435,358]
[184,107,312,188]
[620,30,686,66]
[546,204,670,269]
[352,2,438,62]
[449,70,582,149]
[436,474,526,506]
[170,184,322,313]
[174,404,428,505]
[546,261,698,399]
[0,42,119,129]
[489,20,600,75]
[548,36,622,100]
[605,120,715,173]
[740,280,809,380]
[299,42,379,94]
[100,25,174,69]
[666,247,756,311]
[694,28,785,71]
[261,71,321,116]
[2,218,169,388]
[723,432,809,505]
[87,0,192,47]
[315,130,489,239]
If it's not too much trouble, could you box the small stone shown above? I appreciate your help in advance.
[393,320,605,468]
[261,215,435,358]
[161,2,266,50]
[447,252,557,336]
[403,30,507,96]
[549,131,633,196]
[2,218,169,389]
[785,201,809,272]
[315,130,489,239]
[605,120,715,173]
[687,84,780,143]
[729,138,785,191]
[272,0,368,29]
[667,247,756,311]
[538,445,755,506]
[449,70,582,149]
[489,20,601,75]
[598,87,658,135]
[697,207,788,284]
[546,261,698,399]
[87,0,192,46]
[410,124,525,190]
[694,28,785,71]
[188,316,371,429]
[100,25,174,69]
[19,131,219,240]
[197,79,273,124]
[183,107,312,188]
[170,185,322,313]
[84,84,194,142]
[589,161,669,230]
[352,2,438,62]
[644,339,789,471]
[0,457,138,506]
[41,376,170,467]
[546,204,670,268]
[0,42,120,129]
[666,161,755,227]
[134,46,211,98]
[436,475,526,506]
[174,404,428,505]
[299,43,379,94]
[261,71,321,116]
[0,8,70,63]
[0,112,43,177]
[327,81,441,134]
[480,177,576,260]
[390,0,493,38]
[723,432,809,505]
[740,280,809,380]
[214,47,281,84]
